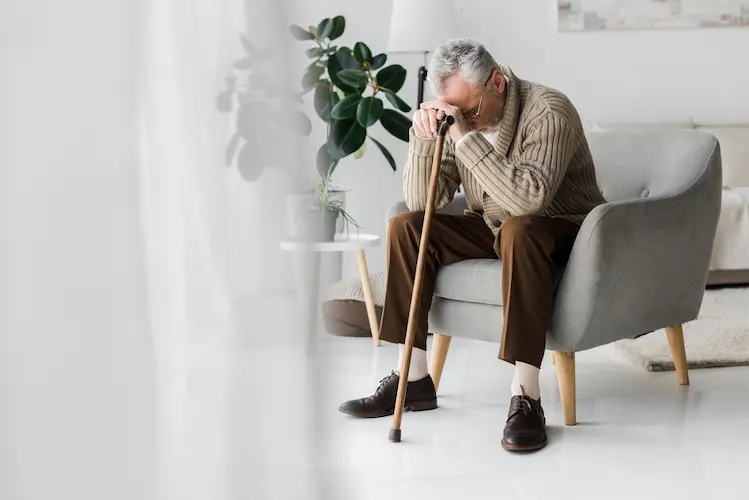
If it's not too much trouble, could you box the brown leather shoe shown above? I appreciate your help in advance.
[338,371,438,418]
[501,395,547,451]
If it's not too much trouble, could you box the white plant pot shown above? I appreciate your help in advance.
[284,189,347,241]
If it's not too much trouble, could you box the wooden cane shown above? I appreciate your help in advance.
[389,115,454,443]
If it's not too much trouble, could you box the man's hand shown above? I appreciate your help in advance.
[419,101,469,142]
[411,108,441,139]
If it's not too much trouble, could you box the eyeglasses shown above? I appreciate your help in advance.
[462,71,495,120]
[473,73,494,118]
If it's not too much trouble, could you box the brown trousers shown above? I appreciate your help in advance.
[378,212,580,368]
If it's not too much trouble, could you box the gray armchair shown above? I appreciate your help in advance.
[386,130,722,425]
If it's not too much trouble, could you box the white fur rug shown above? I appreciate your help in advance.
[608,287,749,371]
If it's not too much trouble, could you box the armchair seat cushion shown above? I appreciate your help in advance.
[434,259,503,306]
[434,259,565,307]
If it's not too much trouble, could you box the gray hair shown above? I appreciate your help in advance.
[428,38,498,91]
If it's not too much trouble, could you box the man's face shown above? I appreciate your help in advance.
[435,71,501,130]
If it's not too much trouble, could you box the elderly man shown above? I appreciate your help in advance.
[338,38,606,451]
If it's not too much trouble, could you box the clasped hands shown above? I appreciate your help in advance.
[412,101,469,143]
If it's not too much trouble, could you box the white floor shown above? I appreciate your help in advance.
[178,313,749,500]
[313,334,749,500]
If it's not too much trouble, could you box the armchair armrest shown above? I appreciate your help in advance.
[550,157,722,352]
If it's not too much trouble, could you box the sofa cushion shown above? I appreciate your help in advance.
[434,259,504,306]
[586,119,695,133]
[695,126,749,188]
[711,187,749,271]
[321,272,386,337]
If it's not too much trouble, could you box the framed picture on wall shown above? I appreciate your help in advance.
[558,0,749,32]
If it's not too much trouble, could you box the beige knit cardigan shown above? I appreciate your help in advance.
[403,65,606,233]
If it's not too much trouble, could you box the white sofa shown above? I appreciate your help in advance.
[585,120,749,286]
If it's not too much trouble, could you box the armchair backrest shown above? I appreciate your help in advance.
[587,130,722,203]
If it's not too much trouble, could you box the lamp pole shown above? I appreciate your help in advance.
[417,65,427,108]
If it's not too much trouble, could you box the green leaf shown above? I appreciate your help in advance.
[330,94,362,120]
[327,119,367,159]
[225,132,241,167]
[324,46,338,54]
[379,109,411,142]
[327,55,357,94]
[215,90,233,113]
[356,97,383,127]
[376,64,407,93]
[369,136,397,171]
[314,83,335,123]
[302,63,325,90]
[290,24,314,41]
[328,158,341,177]
[371,53,387,70]
[240,35,256,55]
[336,69,368,89]
[317,18,334,39]
[383,90,412,112]
[316,144,337,176]
[354,141,366,159]
[308,25,318,36]
[353,42,372,64]
[329,16,346,40]
[335,47,362,70]
[306,47,323,58]
[233,57,253,70]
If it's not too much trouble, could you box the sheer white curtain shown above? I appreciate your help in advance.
[1,1,156,499]
[2,0,320,498]
[139,0,320,499]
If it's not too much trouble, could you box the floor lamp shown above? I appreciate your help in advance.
[387,0,459,108]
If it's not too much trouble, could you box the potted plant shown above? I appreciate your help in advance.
[306,165,360,242]
[287,15,413,241]
[217,16,413,241]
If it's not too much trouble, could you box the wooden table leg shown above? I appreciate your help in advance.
[356,249,380,347]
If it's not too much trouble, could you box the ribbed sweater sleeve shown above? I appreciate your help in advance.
[455,112,579,216]
[402,127,461,212]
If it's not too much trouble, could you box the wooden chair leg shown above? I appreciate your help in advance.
[429,334,451,393]
[553,351,576,426]
[665,324,690,386]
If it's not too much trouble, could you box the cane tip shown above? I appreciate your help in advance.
[388,428,402,443]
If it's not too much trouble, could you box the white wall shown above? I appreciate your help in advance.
[0,2,157,499]
[458,0,749,124]
[292,0,749,279]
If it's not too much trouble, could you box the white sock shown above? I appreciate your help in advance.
[511,361,541,401]
[397,345,428,381]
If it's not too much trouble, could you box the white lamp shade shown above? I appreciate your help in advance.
[387,0,459,53]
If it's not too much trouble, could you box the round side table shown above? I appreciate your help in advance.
[280,233,382,346]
